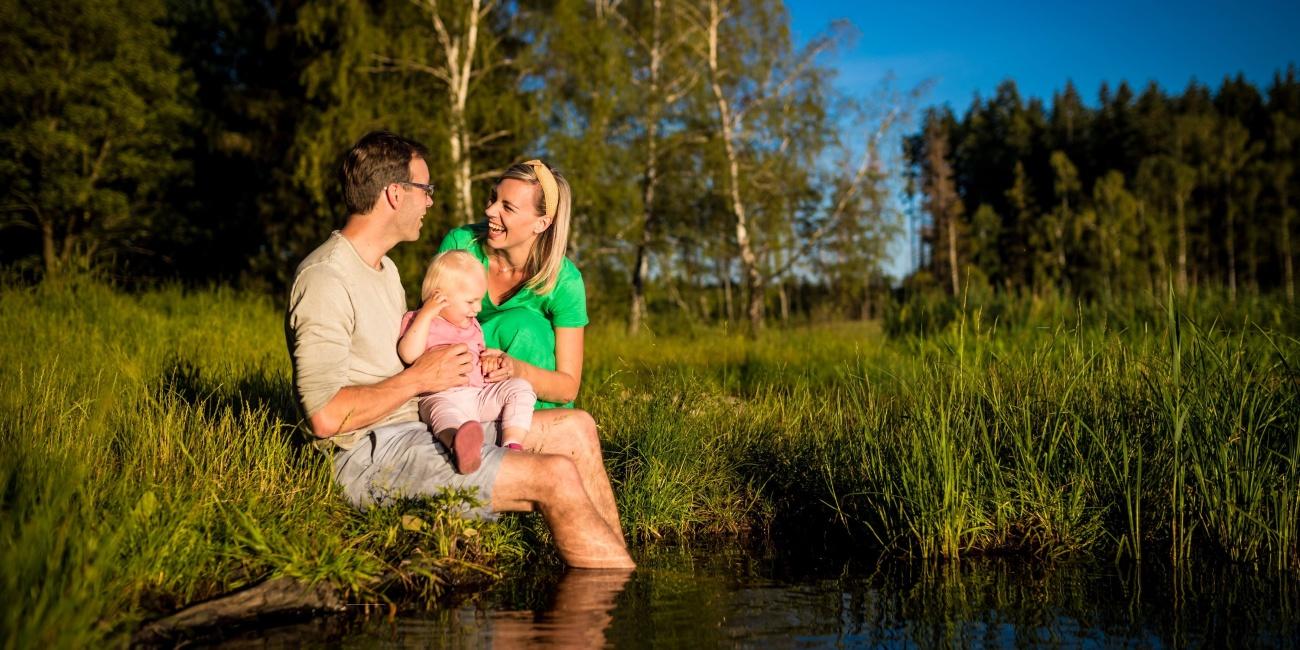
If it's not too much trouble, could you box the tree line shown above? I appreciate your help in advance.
[906,69,1300,303]
[4,0,1296,333]
[2,0,907,333]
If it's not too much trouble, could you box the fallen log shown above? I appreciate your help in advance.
[133,577,345,645]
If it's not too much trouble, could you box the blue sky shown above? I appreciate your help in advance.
[785,0,1300,278]
[789,0,1300,113]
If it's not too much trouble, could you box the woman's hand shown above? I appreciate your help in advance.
[480,349,516,383]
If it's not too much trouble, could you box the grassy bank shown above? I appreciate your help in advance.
[0,281,520,647]
[2,281,1298,645]
[591,292,1300,567]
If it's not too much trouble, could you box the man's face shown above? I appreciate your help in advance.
[395,157,433,242]
[438,270,486,328]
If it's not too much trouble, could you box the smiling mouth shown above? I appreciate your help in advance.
[487,222,505,236]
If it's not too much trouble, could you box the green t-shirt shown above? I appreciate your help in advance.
[438,225,588,409]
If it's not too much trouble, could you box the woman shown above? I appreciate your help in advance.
[438,159,584,409]
[436,159,631,566]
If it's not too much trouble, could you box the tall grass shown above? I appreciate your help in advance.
[0,281,516,647]
[589,290,1300,567]
[3,281,1298,644]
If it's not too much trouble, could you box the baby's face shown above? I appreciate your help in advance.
[438,271,486,328]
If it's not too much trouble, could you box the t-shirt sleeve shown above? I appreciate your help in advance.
[546,265,589,328]
[286,264,353,418]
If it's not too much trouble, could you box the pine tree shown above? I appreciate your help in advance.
[1268,111,1298,302]
[1003,160,1037,289]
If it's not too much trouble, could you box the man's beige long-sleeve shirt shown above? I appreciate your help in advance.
[285,232,419,450]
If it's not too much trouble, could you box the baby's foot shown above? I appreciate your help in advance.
[453,421,484,474]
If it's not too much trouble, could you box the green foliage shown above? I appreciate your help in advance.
[0,0,193,277]
[286,0,535,290]
[2,0,905,329]
[590,290,1300,564]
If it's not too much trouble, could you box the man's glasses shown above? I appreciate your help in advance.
[399,181,436,199]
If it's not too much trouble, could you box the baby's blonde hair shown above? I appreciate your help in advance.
[420,250,486,302]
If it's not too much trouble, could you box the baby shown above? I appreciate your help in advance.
[398,250,536,473]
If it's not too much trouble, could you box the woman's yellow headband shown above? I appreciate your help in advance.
[523,159,558,217]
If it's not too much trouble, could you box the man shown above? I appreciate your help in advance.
[285,131,633,569]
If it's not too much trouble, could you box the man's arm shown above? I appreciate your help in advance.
[309,343,472,438]
[287,263,472,439]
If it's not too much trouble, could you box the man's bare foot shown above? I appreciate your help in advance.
[453,421,484,474]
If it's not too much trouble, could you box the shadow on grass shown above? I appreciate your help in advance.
[158,357,309,450]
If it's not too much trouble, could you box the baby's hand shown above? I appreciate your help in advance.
[480,353,501,378]
[480,349,515,383]
[423,290,448,315]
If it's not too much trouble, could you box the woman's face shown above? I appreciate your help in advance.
[484,178,549,252]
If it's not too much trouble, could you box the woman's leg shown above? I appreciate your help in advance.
[526,408,626,541]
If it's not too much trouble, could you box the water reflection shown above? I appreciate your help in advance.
[219,542,1299,647]
[345,568,632,649]
[481,568,633,649]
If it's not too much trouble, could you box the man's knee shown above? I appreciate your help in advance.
[536,454,584,502]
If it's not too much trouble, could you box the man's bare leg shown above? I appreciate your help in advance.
[491,452,635,569]
[527,409,626,541]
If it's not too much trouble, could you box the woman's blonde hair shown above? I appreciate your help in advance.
[490,160,572,295]
[420,250,485,302]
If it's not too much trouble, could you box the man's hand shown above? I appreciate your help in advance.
[409,343,473,394]
[480,349,516,383]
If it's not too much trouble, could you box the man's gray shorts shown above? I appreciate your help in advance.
[332,420,506,520]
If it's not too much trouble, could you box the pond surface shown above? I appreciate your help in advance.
[220,540,1298,648]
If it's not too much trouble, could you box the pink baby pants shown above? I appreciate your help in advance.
[418,377,536,436]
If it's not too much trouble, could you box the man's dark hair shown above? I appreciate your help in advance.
[341,131,430,215]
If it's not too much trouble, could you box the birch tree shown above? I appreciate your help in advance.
[609,0,700,333]
[919,115,963,294]
[692,0,847,332]
[369,0,519,225]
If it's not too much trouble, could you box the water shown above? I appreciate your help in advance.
[219,541,1299,648]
